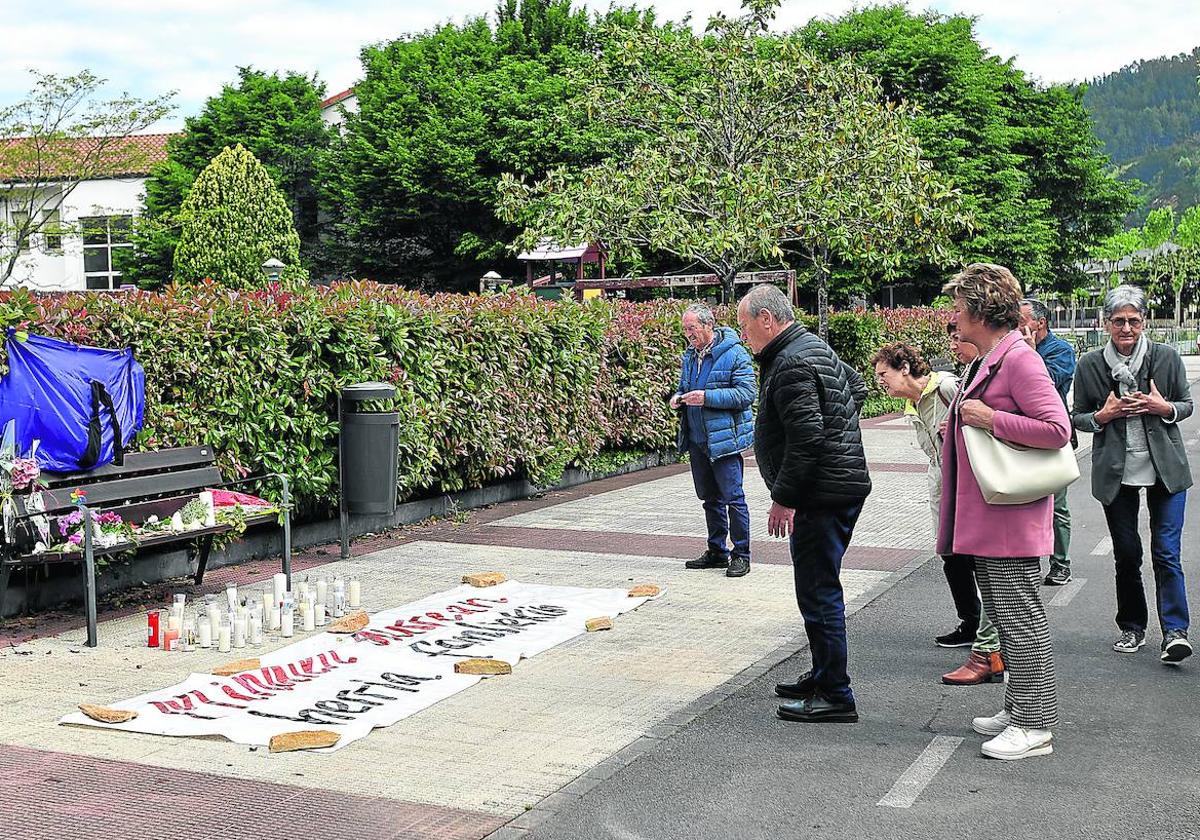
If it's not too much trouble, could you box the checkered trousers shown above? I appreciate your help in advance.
[972,555,1059,729]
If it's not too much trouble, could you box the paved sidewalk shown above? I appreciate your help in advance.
[0,421,933,840]
[6,357,1196,840]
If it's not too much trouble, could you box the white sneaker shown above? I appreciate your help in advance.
[971,709,1011,736]
[981,725,1053,760]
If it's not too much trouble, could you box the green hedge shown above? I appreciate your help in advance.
[0,284,682,516]
[0,286,951,517]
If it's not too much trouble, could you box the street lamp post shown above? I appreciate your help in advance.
[262,257,285,284]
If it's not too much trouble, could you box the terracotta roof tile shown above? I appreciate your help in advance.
[0,132,177,182]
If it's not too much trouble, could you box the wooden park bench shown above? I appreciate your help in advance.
[0,445,291,647]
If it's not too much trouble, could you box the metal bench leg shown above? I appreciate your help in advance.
[0,563,11,623]
[193,535,214,585]
[280,475,292,591]
[82,508,98,648]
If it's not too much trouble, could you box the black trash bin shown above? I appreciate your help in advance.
[338,381,399,558]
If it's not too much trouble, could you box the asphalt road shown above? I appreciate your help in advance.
[524,409,1200,840]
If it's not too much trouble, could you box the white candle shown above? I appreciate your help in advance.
[248,614,262,646]
[303,601,316,632]
[201,491,217,528]
[272,573,287,611]
[348,578,361,608]
[225,581,238,613]
[206,603,222,635]
[218,619,231,652]
[281,592,294,637]
[233,614,247,648]
[198,616,212,648]
[315,602,326,626]
[316,579,328,609]
[332,578,345,617]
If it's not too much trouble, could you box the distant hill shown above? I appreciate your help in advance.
[1083,48,1200,223]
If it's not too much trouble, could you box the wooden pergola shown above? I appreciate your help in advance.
[517,240,607,290]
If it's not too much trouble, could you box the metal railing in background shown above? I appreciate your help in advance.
[1058,327,1199,356]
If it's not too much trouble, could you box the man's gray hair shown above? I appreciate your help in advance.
[740,284,795,324]
[1021,298,1050,323]
[1102,285,1147,320]
[683,301,716,326]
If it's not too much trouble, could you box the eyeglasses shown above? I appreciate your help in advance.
[1109,317,1144,329]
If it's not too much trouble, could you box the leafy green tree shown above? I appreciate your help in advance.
[1089,228,1143,287]
[0,69,174,286]
[172,144,304,288]
[319,0,641,290]
[498,0,966,333]
[120,67,333,287]
[1127,205,1200,323]
[796,5,1135,293]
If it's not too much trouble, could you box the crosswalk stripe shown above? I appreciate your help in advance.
[1049,578,1088,607]
[878,736,963,809]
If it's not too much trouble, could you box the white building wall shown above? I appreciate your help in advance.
[321,94,358,132]
[4,176,146,292]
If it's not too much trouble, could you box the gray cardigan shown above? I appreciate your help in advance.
[1072,342,1194,505]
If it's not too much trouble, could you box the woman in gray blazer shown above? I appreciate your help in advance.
[1072,285,1193,665]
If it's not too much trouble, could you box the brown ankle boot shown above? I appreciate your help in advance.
[941,650,1005,685]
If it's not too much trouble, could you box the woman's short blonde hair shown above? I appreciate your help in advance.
[942,263,1022,331]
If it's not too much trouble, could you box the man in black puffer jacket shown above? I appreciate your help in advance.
[736,284,872,724]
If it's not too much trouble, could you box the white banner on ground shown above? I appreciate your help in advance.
[60,580,660,752]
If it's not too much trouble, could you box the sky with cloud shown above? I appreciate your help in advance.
[1,0,1196,131]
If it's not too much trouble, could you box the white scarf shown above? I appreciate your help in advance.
[1103,333,1148,395]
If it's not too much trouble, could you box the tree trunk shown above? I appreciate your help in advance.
[816,263,830,342]
[721,269,737,305]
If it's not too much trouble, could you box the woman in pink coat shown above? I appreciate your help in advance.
[939,263,1071,761]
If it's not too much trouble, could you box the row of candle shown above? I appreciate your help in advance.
[151,574,363,651]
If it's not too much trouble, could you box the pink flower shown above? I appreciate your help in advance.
[9,457,39,490]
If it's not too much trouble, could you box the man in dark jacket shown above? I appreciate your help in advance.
[736,284,872,723]
[671,302,757,577]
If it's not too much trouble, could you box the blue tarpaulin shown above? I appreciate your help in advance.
[0,330,144,472]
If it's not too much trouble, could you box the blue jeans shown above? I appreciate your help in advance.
[790,502,863,704]
[1103,482,1190,634]
[688,445,750,558]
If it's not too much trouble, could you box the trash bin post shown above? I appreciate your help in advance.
[337,382,399,560]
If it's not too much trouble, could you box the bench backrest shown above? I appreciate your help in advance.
[38,446,222,515]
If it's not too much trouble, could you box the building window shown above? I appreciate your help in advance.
[11,210,30,252]
[42,209,62,252]
[80,215,132,290]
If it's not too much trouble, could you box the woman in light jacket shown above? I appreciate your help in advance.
[939,263,1071,761]
[1072,285,1192,664]
[872,339,1003,685]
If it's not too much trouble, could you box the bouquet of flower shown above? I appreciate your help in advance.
[1,420,50,551]
[7,456,39,491]
[57,509,134,550]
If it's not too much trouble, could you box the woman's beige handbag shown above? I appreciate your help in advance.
[962,425,1079,505]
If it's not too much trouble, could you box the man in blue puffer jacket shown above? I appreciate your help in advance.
[670,302,757,577]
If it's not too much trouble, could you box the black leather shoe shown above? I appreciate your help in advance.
[726,555,750,577]
[775,670,817,700]
[777,696,859,723]
[685,550,730,570]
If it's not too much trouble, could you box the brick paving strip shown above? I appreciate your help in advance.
[0,743,505,840]
[0,428,940,840]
